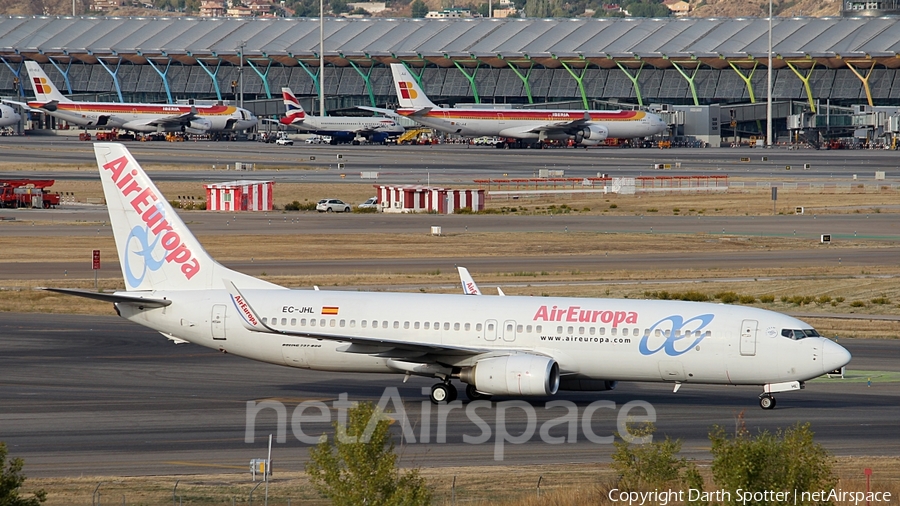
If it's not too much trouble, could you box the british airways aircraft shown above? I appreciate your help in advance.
[51,143,851,409]
[278,87,404,144]
[0,103,21,128]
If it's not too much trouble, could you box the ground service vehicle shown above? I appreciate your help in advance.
[0,179,61,208]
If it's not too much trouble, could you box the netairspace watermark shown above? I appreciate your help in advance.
[245,387,656,461]
[608,488,894,506]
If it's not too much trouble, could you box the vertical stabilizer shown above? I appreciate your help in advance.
[24,61,70,103]
[93,143,283,292]
[390,64,437,110]
[281,87,306,125]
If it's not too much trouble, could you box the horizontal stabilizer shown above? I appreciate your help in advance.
[43,288,172,307]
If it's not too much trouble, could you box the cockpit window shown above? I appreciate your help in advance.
[781,328,821,340]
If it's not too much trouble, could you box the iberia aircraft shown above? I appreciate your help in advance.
[50,143,851,409]
[377,63,667,147]
[7,61,257,134]
[278,87,404,144]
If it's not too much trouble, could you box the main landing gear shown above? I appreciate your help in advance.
[759,393,777,410]
[430,382,457,404]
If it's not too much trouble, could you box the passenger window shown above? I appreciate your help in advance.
[622,328,628,336]
[340,319,345,327]
[434,322,440,330]
[611,328,617,336]
[414,322,420,330]
[383,321,389,328]
[320,319,325,327]
[517,324,523,333]
[589,327,595,335]
[507,323,514,332]
[599,327,605,336]
[393,321,399,329]
[704,330,711,337]
[262,317,267,324]
[578,326,584,334]
[424,322,430,330]
[465,323,471,331]
[476,323,483,331]
[454,323,460,331]
[487,323,495,331]
[309,318,315,327]
[404,321,410,329]
[330,319,336,327]
[557,326,563,333]
[526,325,532,333]
[360,320,366,328]
[291,318,296,326]
[301,318,307,326]
[656,329,663,337]
[443,322,450,331]
[350,320,355,328]
[536,325,542,333]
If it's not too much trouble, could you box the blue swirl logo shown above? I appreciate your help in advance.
[123,224,166,288]
[639,314,715,356]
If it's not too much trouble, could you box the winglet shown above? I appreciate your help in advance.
[224,279,274,333]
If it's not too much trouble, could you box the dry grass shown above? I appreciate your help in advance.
[22,457,900,506]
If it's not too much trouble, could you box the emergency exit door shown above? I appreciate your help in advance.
[211,304,227,340]
[740,319,757,356]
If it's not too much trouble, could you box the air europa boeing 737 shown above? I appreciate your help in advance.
[368,63,667,148]
[50,143,851,409]
[3,62,256,134]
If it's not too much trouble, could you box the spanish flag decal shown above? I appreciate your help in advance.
[321,306,339,315]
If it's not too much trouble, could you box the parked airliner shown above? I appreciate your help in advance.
[50,143,851,409]
[5,62,256,134]
[0,103,21,128]
[278,87,403,144]
[373,63,667,148]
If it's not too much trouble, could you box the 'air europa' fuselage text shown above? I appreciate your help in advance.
[533,305,638,327]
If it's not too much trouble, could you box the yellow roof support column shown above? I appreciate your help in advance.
[727,60,759,104]
[844,60,876,108]
[784,60,817,113]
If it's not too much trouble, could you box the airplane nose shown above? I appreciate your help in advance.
[821,338,851,373]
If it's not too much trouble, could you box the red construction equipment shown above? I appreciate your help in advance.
[0,179,61,208]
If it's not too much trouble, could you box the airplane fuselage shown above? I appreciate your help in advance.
[285,116,404,139]
[119,289,844,389]
[0,104,21,127]
[28,101,256,133]
[399,108,666,140]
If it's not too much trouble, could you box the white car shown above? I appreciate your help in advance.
[316,199,351,213]
[358,197,378,209]
[275,137,293,146]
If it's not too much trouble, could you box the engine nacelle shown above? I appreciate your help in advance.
[460,353,560,396]
[559,379,618,392]
[188,118,212,132]
[573,124,609,144]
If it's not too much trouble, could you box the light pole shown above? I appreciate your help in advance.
[239,40,245,109]
[766,0,773,146]
[319,0,325,116]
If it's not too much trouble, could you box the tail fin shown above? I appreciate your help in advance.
[24,61,70,103]
[390,64,437,109]
[281,87,306,125]
[93,143,283,292]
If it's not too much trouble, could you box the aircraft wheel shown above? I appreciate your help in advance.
[446,383,458,402]
[466,384,492,401]
[759,395,776,410]
[430,383,451,404]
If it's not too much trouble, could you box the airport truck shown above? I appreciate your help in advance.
[0,179,61,208]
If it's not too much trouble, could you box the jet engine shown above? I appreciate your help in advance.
[186,117,212,133]
[460,353,559,396]
[573,124,609,145]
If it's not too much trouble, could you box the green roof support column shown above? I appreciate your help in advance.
[47,58,74,94]
[347,58,376,107]
[670,60,701,106]
[96,57,124,103]
[558,60,590,110]
[784,60,817,113]
[452,60,480,104]
[245,58,272,99]
[294,59,322,113]
[400,60,427,87]
[615,60,645,107]
[196,59,223,101]
[845,60,876,107]
[506,60,534,104]
[727,60,759,103]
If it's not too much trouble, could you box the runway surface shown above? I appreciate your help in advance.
[0,313,897,477]
[1,137,897,184]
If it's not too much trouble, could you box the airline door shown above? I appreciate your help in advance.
[502,320,517,342]
[211,304,227,340]
[740,319,758,356]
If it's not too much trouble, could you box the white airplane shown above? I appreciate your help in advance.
[372,63,667,148]
[278,87,403,144]
[0,103,21,128]
[5,61,257,134]
[50,143,851,409]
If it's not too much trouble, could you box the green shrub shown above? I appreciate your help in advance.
[738,295,757,304]
[817,295,832,304]
[611,422,694,490]
[306,402,431,506]
[646,208,658,213]
[759,295,775,303]
[850,300,866,308]
[353,206,379,213]
[715,291,739,304]
[835,296,845,303]
[871,296,891,305]
[0,442,46,505]
[609,203,618,209]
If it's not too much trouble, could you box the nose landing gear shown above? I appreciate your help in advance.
[759,393,776,410]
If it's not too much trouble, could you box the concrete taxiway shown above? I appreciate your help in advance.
[0,313,897,477]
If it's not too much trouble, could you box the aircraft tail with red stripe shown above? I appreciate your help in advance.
[280,87,306,125]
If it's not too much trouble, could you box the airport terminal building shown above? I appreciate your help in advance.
[3,15,900,143]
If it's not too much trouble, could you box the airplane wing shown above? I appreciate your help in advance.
[224,280,489,359]
[522,111,591,134]
[141,107,200,128]
[2,99,51,113]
